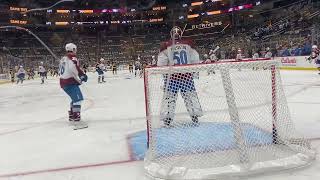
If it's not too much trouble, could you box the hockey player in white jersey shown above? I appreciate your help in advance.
[135,57,142,77]
[236,48,244,71]
[252,50,260,70]
[157,26,203,127]
[59,43,88,129]
[96,58,106,83]
[307,45,320,74]
[265,47,272,58]
[39,62,46,84]
[16,65,26,84]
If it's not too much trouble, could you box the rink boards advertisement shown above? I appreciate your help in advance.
[274,56,318,70]
[0,74,9,84]
[224,56,317,70]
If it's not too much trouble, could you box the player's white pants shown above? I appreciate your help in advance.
[160,90,203,121]
[135,69,140,77]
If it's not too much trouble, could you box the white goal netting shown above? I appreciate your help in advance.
[143,59,315,180]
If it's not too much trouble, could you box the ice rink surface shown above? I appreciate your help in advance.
[0,70,319,180]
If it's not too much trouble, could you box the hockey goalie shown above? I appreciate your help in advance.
[157,26,203,127]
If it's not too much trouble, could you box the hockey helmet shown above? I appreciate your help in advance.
[170,26,183,40]
[65,43,77,53]
[312,45,318,49]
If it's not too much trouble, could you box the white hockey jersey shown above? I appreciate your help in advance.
[135,61,141,67]
[17,67,26,75]
[39,66,46,73]
[97,63,105,70]
[59,55,84,88]
[157,39,200,66]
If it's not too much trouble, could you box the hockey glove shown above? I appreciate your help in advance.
[80,74,88,82]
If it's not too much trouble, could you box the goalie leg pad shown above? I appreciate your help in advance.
[160,90,178,121]
[181,90,203,118]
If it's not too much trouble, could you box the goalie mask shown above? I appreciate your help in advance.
[170,26,183,40]
[65,43,77,53]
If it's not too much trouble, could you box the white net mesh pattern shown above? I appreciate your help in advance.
[143,60,315,180]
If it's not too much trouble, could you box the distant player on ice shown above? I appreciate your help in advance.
[157,26,203,127]
[135,57,142,77]
[252,50,260,70]
[96,58,106,83]
[59,43,88,129]
[236,48,244,71]
[307,45,320,75]
[16,65,26,84]
[39,62,46,84]
[128,61,134,73]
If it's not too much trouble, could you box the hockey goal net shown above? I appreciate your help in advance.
[143,59,315,180]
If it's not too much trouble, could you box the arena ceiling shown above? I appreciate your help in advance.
[1,0,167,9]
[1,0,273,9]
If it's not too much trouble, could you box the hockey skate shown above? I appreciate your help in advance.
[102,76,106,83]
[69,112,88,130]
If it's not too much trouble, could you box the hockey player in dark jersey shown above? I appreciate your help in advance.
[128,62,134,73]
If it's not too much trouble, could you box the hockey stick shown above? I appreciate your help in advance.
[0,26,59,61]
[181,24,188,37]
[22,0,75,14]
